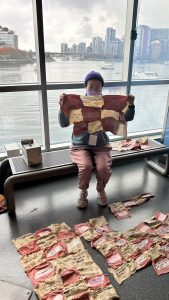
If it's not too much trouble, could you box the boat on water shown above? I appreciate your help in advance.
[133,70,158,79]
[101,63,114,70]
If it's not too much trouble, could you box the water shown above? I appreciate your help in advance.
[0,60,169,153]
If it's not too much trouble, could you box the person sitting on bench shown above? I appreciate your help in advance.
[59,71,135,208]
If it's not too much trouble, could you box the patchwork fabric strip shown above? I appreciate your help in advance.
[13,222,119,300]
[111,137,150,151]
[59,94,128,136]
[75,212,169,284]
[109,193,154,220]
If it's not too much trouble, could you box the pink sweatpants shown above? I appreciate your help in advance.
[70,147,112,192]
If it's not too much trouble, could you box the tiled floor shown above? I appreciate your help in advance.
[0,159,169,300]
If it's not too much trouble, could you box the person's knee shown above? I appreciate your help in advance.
[80,161,93,174]
[96,164,111,175]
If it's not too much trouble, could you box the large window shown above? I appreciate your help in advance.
[43,0,127,83]
[130,85,169,132]
[0,1,169,155]
[45,60,124,83]
[0,64,37,85]
[48,89,75,146]
[0,0,37,85]
[133,0,169,80]
[0,91,42,153]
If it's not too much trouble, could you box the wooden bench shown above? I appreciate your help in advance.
[1,139,169,214]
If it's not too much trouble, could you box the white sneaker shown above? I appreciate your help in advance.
[77,190,88,208]
[97,190,108,207]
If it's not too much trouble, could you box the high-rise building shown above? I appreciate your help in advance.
[61,43,69,54]
[160,39,169,61]
[86,44,92,55]
[71,44,78,54]
[104,27,116,55]
[134,25,151,61]
[150,40,161,62]
[78,42,86,55]
[151,28,169,61]
[0,26,18,48]
[151,28,169,42]
[112,38,123,59]
[92,37,103,54]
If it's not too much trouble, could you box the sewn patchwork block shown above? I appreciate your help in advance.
[13,222,119,300]
[60,94,128,136]
[75,212,169,284]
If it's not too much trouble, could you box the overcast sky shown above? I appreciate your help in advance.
[0,0,169,51]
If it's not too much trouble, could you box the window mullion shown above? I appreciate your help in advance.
[123,0,139,94]
[32,0,50,150]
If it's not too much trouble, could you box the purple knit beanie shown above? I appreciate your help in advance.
[84,71,104,87]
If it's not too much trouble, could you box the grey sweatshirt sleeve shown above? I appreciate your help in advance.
[124,105,135,122]
[58,110,69,127]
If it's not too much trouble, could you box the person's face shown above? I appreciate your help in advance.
[86,79,102,96]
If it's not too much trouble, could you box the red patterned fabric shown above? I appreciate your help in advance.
[73,122,88,135]
[101,118,117,134]
[103,95,127,111]
[60,94,83,116]
[60,94,128,135]
[82,106,101,122]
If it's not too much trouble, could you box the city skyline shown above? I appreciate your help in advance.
[60,24,169,62]
[1,24,169,63]
[0,0,169,52]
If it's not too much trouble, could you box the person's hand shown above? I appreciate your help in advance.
[127,94,135,106]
